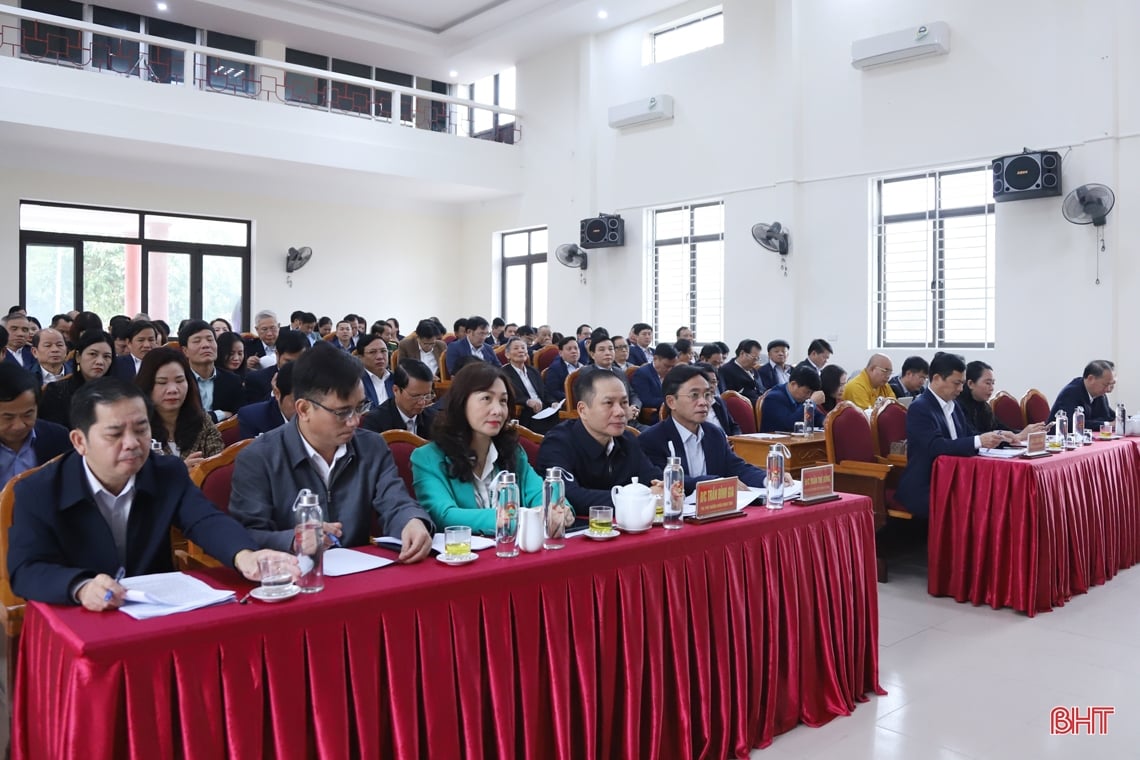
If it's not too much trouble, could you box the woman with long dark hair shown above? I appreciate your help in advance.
[410,362,573,535]
[135,347,223,468]
[215,331,247,377]
[820,364,848,412]
[39,330,115,428]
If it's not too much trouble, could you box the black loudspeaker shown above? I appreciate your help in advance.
[992,151,1062,202]
[580,213,625,248]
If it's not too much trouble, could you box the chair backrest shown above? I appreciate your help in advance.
[380,430,429,494]
[721,390,757,435]
[562,371,580,419]
[870,398,907,458]
[753,390,770,433]
[216,415,242,447]
[164,340,179,350]
[825,401,876,464]
[190,438,255,512]
[442,333,457,344]
[1021,388,1051,425]
[494,345,509,365]
[0,461,56,638]
[533,345,559,372]
[991,391,1025,430]
[390,348,399,369]
[514,424,543,468]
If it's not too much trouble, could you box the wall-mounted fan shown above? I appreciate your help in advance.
[555,243,587,284]
[1062,184,1115,285]
[751,222,790,276]
[286,246,313,273]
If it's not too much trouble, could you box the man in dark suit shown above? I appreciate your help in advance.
[794,338,833,378]
[243,310,281,371]
[501,338,557,434]
[2,313,38,374]
[585,336,643,426]
[179,320,245,422]
[896,353,1007,517]
[575,324,594,366]
[109,319,159,381]
[757,339,792,390]
[356,334,395,407]
[237,362,296,440]
[444,316,498,375]
[30,327,73,386]
[7,378,296,609]
[243,330,309,405]
[718,339,765,403]
[640,365,771,494]
[888,356,929,400]
[361,359,437,438]
[543,336,584,403]
[628,323,653,366]
[1050,359,1117,428]
[397,319,445,378]
[695,363,740,436]
[630,343,678,410]
[0,364,71,489]
[759,366,827,433]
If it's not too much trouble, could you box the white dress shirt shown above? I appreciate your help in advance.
[366,370,391,405]
[6,348,24,368]
[672,418,707,477]
[934,393,980,449]
[420,348,439,376]
[472,441,500,509]
[512,365,540,401]
[83,458,136,566]
[299,433,348,487]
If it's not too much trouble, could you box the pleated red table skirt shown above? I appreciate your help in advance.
[14,494,881,759]
[928,439,1140,616]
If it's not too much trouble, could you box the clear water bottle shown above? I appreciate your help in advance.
[1117,403,1127,437]
[1055,410,1068,440]
[803,399,815,432]
[543,467,568,550]
[1073,407,1085,437]
[766,444,791,509]
[293,489,325,593]
[493,472,520,558]
[662,456,685,530]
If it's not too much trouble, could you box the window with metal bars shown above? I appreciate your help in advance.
[650,201,724,343]
[873,166,996,349]
[651,7,723,64]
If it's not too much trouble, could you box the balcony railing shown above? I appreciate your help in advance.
[0,6,521,144]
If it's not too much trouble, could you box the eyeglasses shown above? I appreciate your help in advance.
[363,348,388,357]
[679,391,716,403]
[307,398,373,421]
[402,391,436,402]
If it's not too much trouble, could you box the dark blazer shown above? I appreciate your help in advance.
[628,344,650,366]
[243,365,277,405]
[888,376,923,399]
[896,389,978,517]
[237,398,286,440]
[396,336,445,376]
[38,373,87,428]
[757,363,790,392]
[197,368,245,421]
[543,358,580,403]
[32,360,74,388]
[630,363,664,409]
[957,389,1009,433]
[718,359,763,403]
[2,346,37,373]
[109,354,140,382]
[1050,377,1116,428]
[30,419,71,466]
[360,397,437,439]
[577,339,592,366]
[710,397,741,437]
[759,383,825,433]
[444,339,498,376]
[795,358,822,377]
[504,363,557,432]
[535,419,661,513]
[242,337,274,361]
[639,419,765,493]
[8,452,258,605]
[360,371,395,408]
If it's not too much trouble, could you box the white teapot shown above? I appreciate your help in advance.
[611,477,655,531]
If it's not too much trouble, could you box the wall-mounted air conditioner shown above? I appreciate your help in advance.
[851,22,950,69]
[608,94,674,129]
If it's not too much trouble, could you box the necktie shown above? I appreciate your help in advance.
[407,418,416,435]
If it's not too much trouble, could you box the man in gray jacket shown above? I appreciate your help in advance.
[229,342,434,562]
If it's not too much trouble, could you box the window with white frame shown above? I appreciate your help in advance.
[873,166,996,349]
[500,227,547,327]
[651,7,723,64]
[650,201,724,343]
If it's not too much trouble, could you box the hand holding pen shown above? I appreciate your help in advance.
[78,567,126,612]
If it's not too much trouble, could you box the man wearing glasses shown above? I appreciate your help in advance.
[640,364,775,494]
[229,343,434,561]
[842,353,898,410]
[361,359,438,439]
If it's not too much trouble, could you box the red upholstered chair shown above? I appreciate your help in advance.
[442,333,457,344]
[514,424,543,469]
[870,398,908,462]
[1020,389,1050,426]
[381,429,429,495]
[185,438,255,567]
[720,391,757,435]
[217,416,242,447]
[991,391,1024,430]
[532,345,559,372]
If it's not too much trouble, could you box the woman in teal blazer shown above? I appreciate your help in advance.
[411,362,570,535]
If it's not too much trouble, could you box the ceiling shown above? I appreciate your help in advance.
[101,0,683,82]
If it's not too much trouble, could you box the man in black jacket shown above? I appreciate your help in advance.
[0,363,70,489]
[360,359,438,439]
[1050,359,1117,428]
[718,339,765,403]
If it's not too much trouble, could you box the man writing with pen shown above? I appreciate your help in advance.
[8,378,298,612]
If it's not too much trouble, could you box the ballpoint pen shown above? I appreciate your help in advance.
[105,566,125,602]
[327,533,341,548]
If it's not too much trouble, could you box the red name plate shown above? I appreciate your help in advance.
[695,476,740,517]
[800,464,835,501]
[1026,431,1046,455]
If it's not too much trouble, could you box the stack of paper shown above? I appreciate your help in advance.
[119,572,235,620]
[324,548,395,577]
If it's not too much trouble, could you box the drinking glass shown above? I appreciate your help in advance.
[589,506,613,534]
[445,526,472,557]
[793,422,806,435]
[257,556,295,597]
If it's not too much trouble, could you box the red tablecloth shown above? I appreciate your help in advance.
[928,439,1140,616]
[13,494,881,760]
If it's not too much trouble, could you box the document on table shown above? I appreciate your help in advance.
[735,433,788,440]
[531,400,564,421]
[323,548,395,576]
[681,483,801,514]
[371,534,496,553]
[119,572,235,620]
[978,447,1026,459]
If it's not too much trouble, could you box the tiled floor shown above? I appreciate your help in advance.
[754,551,1140,760]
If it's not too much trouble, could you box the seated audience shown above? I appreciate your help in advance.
[290,311,319,346]
[397,319,445,378]
[7,378,296,610]
[490,317,506,345]
[244,310,280,370]
[959,360,1045,439]
[451,317,469,342]
[842,354,897,410]
[243,330,309,404]
[795,338,833,377]
[333,320,356,352]
[445,316,498,375]
[68,311,103,348]
[50,313,73,344]
[136,348,224,467]
[695,362,740,436]
[630,343,678,410]
[674,338,694,365]
[758,339,792,389]
[228,343,434,558]
[896,353,1008,517]
[0,363,70,489]
[759,366,827,432]
[531,324,554,353]
[1050,359,1118,428]
[888,355,929,399]
[536,370,661,512]
[499,322,518,345]
[2,313,36,371]
[109,319,159,381]
[543,336,583,403]
[39,331,114,428]
[179,320,244,423]
[587,335,643,425]
[317,316,333,337]
[355,334,393,407]
[628,323,653,366]
[676,326,694,341]
[360,359,437,438]
[385,317,403,341]
[238,362,296,440]
[575,324,593,365]
[516,325,536,349]
[411,362,573,535]
[719,339,765,402]
[31,328,72,386]
[215,331,248,378]
[612,335,633,372]
[640,364,771,494]
[820,364,848,412]
[210,317,232,336]
[110,318,131,357]
[501,337,558,434]
[151,319,171,345]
